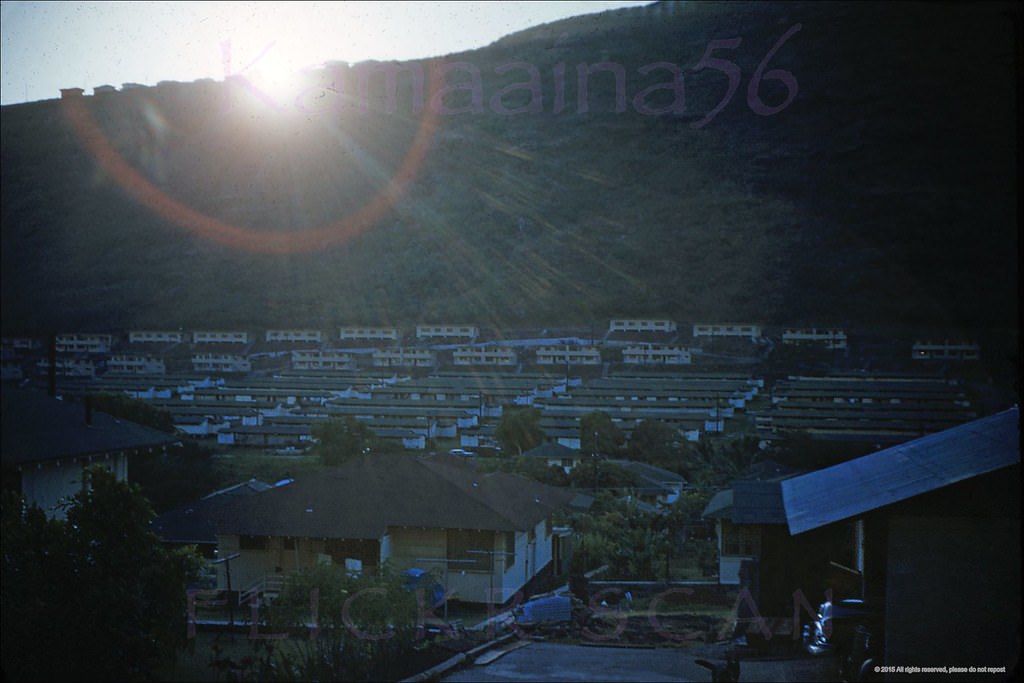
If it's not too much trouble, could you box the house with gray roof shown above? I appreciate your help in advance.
[1,389,179,519]
[191,453,575,604]
[606,459,686,507]
[523,442,586,473]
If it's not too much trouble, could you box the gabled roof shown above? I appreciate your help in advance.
[731,479,788,525]
[782,406,1020,535]
[702,489,733,519]
[153,479,277,545]
[1,389,179,467]
[207,454,575,540]
[702,460,801,522]
[607,459,686,487]
[523,442,581,459]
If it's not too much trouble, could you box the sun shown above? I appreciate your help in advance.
[242,43,302,103]
[222,36,306,109]
[218,4,321,109]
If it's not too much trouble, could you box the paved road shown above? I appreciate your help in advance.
[442,641,841,682]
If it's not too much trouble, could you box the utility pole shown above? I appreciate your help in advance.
[212,552,241,625]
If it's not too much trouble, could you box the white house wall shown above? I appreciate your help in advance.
[20,453,126,520]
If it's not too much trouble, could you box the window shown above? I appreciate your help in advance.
[721,521,760,556]
[282,537,296,550]
[447,529,493,572]
[503,532,516,566]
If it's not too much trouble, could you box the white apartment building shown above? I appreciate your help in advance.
[338,326,401,341]
[192,331,249,344]
[912,340,980,361]
[129,331,184,344]
[292,349,353,370]
[692,324,762,340]
[782,328,848,350]
[609,319,677,333]
[621,345,692,365]
[452,346,517,366]
[191,353,252,373]
[55,333,113,353]
[37,357,102,378]
[415,324,479,340]
[107,354,166,375]
[265,329,323,343]
[2,337,40,351]
[373,348,435,368]
[536,345,601,366]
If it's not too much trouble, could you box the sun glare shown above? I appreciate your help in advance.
[217,3,331,109]
[240,43,303,104]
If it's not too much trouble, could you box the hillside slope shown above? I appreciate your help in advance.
[1,1,1018,334]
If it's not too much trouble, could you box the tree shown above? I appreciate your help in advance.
[483,456,569,487]
[495,406,544,455]
[628,419,679,459]
[579,411,625,457]
[129,440,219,514]
[1,467,202,681]
[89,391,176,433]
[628,419,688,474]
[314,417,381,466]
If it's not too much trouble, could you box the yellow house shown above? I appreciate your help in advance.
[200,454,574,604]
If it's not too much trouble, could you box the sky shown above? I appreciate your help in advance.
[1,1,654,105]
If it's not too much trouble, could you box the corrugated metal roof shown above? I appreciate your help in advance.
[782,406,1019,535]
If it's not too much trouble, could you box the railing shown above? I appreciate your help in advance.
[238,574,286,607]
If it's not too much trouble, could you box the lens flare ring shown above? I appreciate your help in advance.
[61,62,441,255]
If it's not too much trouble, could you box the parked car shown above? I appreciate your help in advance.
[804,598,883,681]
[448,448,477,457]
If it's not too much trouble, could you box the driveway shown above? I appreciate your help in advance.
[442,641,841,682]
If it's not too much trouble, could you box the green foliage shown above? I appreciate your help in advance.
[580,411,625,456]
[130,440,219,513]
[570,501,669,580]
[483,454,570,487]
[494,406,544,456]
[210,452,321,489]
[676,437,763,488]
[628,419,680,459]
[241,563,424,681]
[566,459,641,495]
[313,417,381,466]
[89,391,176,432]
[1,467,203,681]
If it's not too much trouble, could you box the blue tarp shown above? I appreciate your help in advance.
[402,568,445,608]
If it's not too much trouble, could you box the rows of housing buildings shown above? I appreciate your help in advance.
[1,320,983,452]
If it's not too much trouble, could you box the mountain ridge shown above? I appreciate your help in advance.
[1,1,1018,335]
